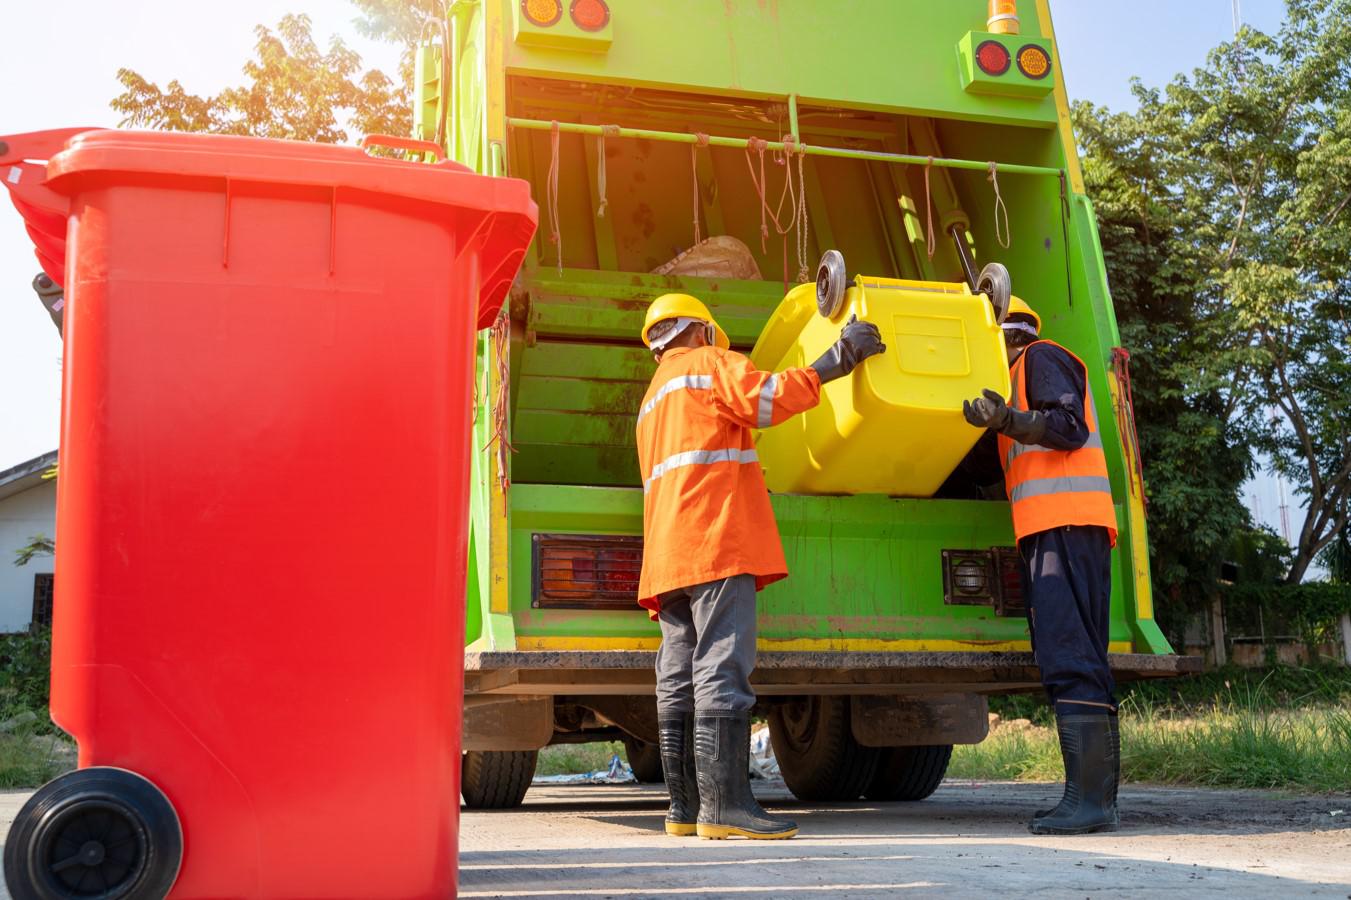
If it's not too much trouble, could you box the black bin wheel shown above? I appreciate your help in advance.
[4,767,182,900]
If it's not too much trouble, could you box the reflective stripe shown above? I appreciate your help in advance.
[637,374,712,425]
[643,447,759,491]
[1008,475,1112,503]
[756,374,778,429]
[1006,431,1103,468]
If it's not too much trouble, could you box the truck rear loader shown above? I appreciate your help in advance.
[417,0,1200,808]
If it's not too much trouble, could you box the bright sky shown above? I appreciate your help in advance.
[0,0,1296,539]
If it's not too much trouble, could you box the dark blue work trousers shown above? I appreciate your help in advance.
[1020,524,1117,715]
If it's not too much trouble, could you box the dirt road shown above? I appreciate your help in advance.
[460,780,1351,899]
[0,780,1347,898]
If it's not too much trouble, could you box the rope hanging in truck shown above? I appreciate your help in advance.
[507,118,1069,178]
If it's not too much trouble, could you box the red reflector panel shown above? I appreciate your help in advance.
[570,0,610,31]
[975,40,1012,76]
[533,534,643,609]
[1016,45,1052,79]
[522,0,563,27]
[993,547,1026,617]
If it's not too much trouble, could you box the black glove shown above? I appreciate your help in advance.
[810,314,887,384]
[962,388,1047,444]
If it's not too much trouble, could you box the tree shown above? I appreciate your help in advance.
[1076,0,1351,588]
[1073,101,1251,628]
[112,13,409,143]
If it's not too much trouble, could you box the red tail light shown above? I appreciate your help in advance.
[993,547,1026,617]
[570,0,610,31]
[975,40,1012,76]
[533,534,643,609]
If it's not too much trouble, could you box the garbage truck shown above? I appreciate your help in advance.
[423,0,1199,808]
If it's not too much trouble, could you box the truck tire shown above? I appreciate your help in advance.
[622,735,665,784]
[461,750,537,809]
[864,744,953,801]
[769,696,880,802]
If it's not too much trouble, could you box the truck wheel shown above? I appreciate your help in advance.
[622,736,665,784]
[769,696,880,802]
[865,745,953,801]
[461,750,537,809]
[4,767,183,900]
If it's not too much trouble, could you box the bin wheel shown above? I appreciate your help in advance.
[622,736,665,784]
[461,750,537,810]
[864,744,954,802]
[768,697,880,802]
[976,262,1012,324]
[816,250,848,318]
[4,767,182,900]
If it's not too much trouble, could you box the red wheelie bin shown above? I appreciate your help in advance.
[0,129,536,898]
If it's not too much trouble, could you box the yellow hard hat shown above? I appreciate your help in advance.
[641,293,730,350]
[1005,296,1041,332]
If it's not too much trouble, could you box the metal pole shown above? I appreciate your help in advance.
[507,117,1066,179]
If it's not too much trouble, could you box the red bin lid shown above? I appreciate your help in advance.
[2,129,538,329]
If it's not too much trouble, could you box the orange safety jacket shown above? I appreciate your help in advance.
[636,345,821,616]
[996,340,1118,546]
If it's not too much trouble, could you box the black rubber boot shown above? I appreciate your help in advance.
[658,713,699,836]
[1030,714,1120,835]
[694,712,798,840]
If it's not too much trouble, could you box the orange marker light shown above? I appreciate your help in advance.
[570,0,610,32]
[522,0,562,27]
[975,40,1012,76]
[1016,44,1051,79]
[987,0,1020,35]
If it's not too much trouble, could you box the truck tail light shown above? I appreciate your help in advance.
[1016,44,1051,79]
[942,550,995,605]
[975,40,1012,77]
[943,547,1025,617]
[570,0,610,32]
[532,534,643,609]
[521,0,563,27]
[992,547,1026,616]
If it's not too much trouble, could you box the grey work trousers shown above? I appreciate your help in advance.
[654,574,758,715]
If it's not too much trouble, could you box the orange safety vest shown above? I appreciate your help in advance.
[996,340,1118,546]
[635,345,821,615]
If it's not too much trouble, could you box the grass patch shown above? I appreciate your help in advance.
[953,701,1351,792]
[535,741,625,777]
[989,664,1351,726]
[0,725,75,789]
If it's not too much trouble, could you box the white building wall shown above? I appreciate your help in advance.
[0,480,57,632]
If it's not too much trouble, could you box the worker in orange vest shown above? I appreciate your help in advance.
[636,292,883,840]
[962,296,1121,835]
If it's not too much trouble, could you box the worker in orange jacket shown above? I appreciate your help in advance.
[636,292,883,840]
[962,296,1121,835]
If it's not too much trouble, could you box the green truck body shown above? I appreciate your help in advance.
[419,0,1198,804]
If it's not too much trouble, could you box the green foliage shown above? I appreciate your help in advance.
[0,628,53,721]
[1075,0,1351,596]
[964,675,1351,792]
[112,13,409,142]
[1225,581,1351,645]
[13,533,54,568]
[0,729,74,790]
[990,663,1351,723]
[535,741,624,776]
